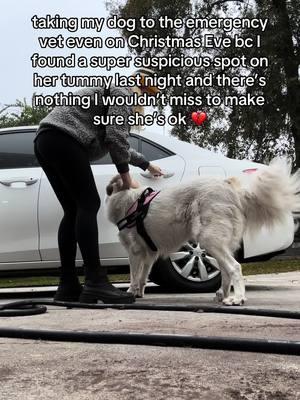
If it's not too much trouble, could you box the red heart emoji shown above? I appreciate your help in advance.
[192,111,207,126]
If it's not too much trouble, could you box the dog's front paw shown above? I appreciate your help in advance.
[214,289,224,303]
[222,296,246,306]
[127,286,142,298]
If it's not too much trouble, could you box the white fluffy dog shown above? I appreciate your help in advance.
[106,158,300,305]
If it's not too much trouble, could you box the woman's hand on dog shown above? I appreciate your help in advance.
[120,172,140,190]
[128,178,140,189]
[148,163,164,177]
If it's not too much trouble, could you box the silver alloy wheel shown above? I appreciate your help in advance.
[170,242,220,282]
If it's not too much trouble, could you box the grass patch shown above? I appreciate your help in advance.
[0,260,299,289]
[242,259,300,276]
[0,274,130,289]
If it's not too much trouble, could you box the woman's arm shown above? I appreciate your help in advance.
[103,88,163,181]
[104,103,131,174]
[128,148,163,176]
[120,172,140,189]
[128,148,149,170]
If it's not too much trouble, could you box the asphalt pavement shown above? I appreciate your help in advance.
[0,272,299,400]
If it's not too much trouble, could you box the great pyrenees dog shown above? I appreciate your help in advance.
[106,158,300,305]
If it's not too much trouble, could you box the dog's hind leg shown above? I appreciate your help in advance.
[221,252,246,306]
[200,244,246,305]
[215,269,232,302]
[215,250,245,305]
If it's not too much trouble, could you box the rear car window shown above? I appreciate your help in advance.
[0,131,39,169]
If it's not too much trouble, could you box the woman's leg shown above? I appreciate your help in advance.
[34,142,78,283]
[34,130,106,279]
[34,130,134,303]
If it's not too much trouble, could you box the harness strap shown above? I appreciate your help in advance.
[136,204,158,251]
[117,188,151,231]
[117,188,159,252]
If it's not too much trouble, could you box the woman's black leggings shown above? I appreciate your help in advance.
[34,129,107,283]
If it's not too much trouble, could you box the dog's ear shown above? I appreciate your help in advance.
[106,183,114,196]
[106,175,120,196]
[111,174,121,184]
[106,175,123,196]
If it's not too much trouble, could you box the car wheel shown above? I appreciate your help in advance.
[149,242,221,292]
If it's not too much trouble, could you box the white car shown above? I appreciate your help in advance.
[0,126,295,292]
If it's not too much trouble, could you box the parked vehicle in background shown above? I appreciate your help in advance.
[0,126,295,291]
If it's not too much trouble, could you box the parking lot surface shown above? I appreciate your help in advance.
[0,272,299,400]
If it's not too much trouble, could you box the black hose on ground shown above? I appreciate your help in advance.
[1,299,300,319]
[0,327,299,356]
[0,300,299,356]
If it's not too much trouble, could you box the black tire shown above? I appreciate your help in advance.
[149,241,245,293]
[149,256,221,293]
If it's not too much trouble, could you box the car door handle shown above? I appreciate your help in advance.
[140,171,174,179]
[0,178,39,187]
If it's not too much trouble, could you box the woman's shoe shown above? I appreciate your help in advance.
[79,281,135,304]
[54,280,82,302]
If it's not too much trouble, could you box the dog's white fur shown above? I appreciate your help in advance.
[106,158,300,305]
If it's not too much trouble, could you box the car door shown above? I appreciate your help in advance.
[38,133,185,264]
[0,129,42,266]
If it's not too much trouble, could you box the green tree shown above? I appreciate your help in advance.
[109,0,300,165]
[0,95,51,128]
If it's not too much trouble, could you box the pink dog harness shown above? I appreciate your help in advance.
[117,187,160,251]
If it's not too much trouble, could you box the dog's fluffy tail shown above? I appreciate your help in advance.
[242,157,300,233]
